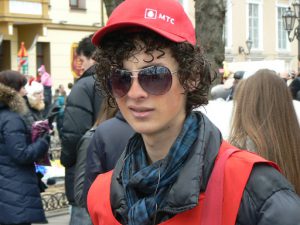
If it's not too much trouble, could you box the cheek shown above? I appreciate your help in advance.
[115,98,126,112]
[166,81,186,110]
[165,93,186,113]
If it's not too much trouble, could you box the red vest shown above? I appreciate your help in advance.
[88,141,278,225]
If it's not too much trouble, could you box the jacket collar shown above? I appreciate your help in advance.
[78,64,96,80]
[115,111,127,123]
[110,112,222,219]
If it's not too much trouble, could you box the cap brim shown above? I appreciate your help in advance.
[92,22,188,46]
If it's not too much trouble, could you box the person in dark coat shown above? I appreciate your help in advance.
[80,111,134,207]
[23,80,50,193]
[0,70,50,225]
[289,76,300,101]
[60,34,103,225]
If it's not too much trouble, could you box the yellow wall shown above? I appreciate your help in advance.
[39,29,96,90]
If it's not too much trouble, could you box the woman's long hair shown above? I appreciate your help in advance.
[93,97,118,127]
[229,69,300,194]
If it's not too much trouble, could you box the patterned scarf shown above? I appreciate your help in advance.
[121,112,200,225]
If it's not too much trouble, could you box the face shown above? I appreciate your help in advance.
[33,91,44,101]
[78,53,95,72]
[115,47,187,137]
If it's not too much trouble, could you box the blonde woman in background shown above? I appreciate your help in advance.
[229,69,300,195]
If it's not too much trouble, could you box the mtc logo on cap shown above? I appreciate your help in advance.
[145,9,157,19]
[92,0,196,45]
[144,8,175,25]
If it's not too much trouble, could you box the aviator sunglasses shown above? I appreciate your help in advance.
[109,65,177,98]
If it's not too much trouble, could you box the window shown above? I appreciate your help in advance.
[36,42,50,73]
[248,2,261,49]
[69,0,86,9]
[70,0,78,8]
[0,41,11,71]
[36,43,44,70]
[223,0,232,48]
[277,7,288,50]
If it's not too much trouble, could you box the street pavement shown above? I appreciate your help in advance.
[46,213,70,225]
[34,212,70,225]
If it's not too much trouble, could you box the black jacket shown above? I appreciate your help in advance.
[0,83,49,224]
[289,77,300,101]
[74,127,96,207]
[61,65,103,204]
[81,112,134,207]
[110,112,300,225]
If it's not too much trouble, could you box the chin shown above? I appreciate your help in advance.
[131,123,158,135]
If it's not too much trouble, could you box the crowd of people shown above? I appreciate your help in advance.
[1,0,300,224]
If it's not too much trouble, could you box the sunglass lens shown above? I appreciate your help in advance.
[110,69,132,98]
[139,66,172,95]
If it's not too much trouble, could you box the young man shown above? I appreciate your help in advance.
[61,35,103,225]
[88,0,300,224]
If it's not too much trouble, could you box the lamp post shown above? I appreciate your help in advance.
[238,38,253,55]
[282,1,300,72]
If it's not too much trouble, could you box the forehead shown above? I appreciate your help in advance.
[33,91,43,95]
[124,45,176,66]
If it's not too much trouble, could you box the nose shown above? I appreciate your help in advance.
[126,75,148,99]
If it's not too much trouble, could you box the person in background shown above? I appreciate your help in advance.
[0,70,50,225]
[38,65,52,117]
[289,73,300,101]
[24,81,45,124]
[55,88,66,140]
[210,84,231,100]
[23,80,51,193]
[66,82,73,96]
[87,0,300,224]
[78,100,134,207]
[225,70,244,101]
[60,34,103,225]
[229,69,300,195]
[53,88,60,103]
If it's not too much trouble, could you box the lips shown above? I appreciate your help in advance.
[129,106,154,118]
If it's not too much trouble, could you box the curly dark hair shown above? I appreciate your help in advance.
[93,29,215,113]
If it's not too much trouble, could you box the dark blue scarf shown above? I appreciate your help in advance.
[121,112,200,225]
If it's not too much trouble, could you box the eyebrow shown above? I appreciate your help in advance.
[121,63,166,71]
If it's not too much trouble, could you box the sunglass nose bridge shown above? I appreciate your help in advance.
[129,73,139,78]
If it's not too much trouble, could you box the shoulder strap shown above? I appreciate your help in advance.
[201,147,239,225]
[88,171,122,225]
[201,141,279,225]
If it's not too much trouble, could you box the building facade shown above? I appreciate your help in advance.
[0,0,104,89]
[0,0,298,89]
[182,0,296,73]
[224,0,296,72]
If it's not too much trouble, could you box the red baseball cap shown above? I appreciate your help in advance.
[92,0,196,46]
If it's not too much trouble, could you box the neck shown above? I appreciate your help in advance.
[142,115,185,164]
